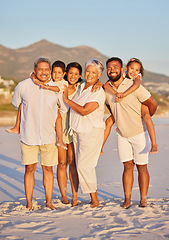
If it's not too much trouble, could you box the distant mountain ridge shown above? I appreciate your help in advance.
[0,39,169,84]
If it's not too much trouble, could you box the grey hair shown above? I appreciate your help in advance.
[34,57,52,70]
[85,59,104,75]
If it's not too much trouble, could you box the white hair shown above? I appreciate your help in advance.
[85,59,104,75]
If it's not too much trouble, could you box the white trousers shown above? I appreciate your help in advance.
[73,127,104,194]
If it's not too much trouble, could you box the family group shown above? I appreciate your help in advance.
[6,56,157,210]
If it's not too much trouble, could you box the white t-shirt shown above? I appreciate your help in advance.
[52,79,68,92]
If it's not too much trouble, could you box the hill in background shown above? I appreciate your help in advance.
[0,39,169,84]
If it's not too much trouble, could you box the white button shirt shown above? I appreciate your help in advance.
[12,78,68,145]
[70,82,105,133]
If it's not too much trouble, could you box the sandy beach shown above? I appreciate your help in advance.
[0,123,169,239]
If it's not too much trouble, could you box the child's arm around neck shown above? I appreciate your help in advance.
[103,81,118,95]
[122,73,142,98]
[31,72,61,92]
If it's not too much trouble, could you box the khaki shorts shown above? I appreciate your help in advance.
[20,142,58,166]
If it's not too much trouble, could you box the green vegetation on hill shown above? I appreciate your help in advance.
[0,39,169,84]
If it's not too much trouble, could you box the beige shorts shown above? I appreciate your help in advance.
[20,141,58,166]
[117,131,150,165]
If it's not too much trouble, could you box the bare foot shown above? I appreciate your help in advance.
[121,201,131,209]
[26,203,34,211]
[46,203,56,210]
[72,198,78,207]
[91,201,100,208]
[6,127,19,134]
[62,197,69,204]
[90,191,100,208]
[139,200,147,208]
[149,144,158,154]
[57,142,68,150]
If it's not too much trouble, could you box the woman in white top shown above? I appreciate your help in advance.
[63,59,105,208]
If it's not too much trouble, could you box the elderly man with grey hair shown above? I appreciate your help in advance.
[63,59,105,208]
[12,57,68,210]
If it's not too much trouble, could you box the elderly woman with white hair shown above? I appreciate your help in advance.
[63,59,105,207]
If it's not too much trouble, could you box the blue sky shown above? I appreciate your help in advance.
[0,0,169,76]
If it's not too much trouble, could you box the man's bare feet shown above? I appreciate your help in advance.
[149,144,158,154]
[121,201,131,209]
[139,199,147,208]
[6,127,19,134]
[46,203,56,210]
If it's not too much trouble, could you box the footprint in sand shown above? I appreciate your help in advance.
[92,212,106,218]
[114,216,127,225]
[14,221,53,229]
[109,211,119,217]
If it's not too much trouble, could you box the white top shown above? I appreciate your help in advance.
[106,78,151,138]
[12,78,68,145]
[53,79,68,92]
[70,82,105,133]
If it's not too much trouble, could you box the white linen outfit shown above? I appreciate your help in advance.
[70,82,105,193]
[12,78,68,165]
[106,78,151,164]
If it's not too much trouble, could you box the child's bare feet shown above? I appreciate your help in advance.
[46,203,56,210]
[149,144,158,154]
[62,196,69,204]
[72,193,78,206]
[72,199,78,207]
[26,203,34,211]
[6,127,19,134]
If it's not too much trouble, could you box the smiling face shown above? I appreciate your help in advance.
[67,67,81,85]
[52,67,65,82]
[107,61,122,82]
[84,65,101,86]
[126,62,141,79]
[34,62,51,83]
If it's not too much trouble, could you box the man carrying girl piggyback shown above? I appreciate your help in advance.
[104,57,157,154]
